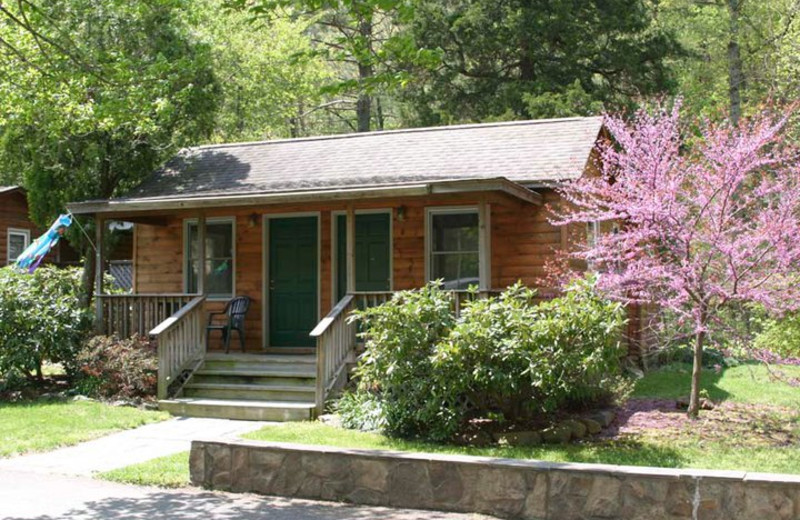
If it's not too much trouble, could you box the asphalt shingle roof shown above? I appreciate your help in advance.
[124,117,603,201]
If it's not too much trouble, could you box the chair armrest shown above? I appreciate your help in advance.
[207,311,226,325]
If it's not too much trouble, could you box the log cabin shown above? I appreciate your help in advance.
[0,186,39,267]
[67,116,606,421]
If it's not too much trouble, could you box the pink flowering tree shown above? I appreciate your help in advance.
[553,101,800,418]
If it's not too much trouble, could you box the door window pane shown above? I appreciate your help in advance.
[430,211,480,290]
[186,220,234,298]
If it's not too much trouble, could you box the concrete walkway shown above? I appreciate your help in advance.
[0,417,269,476]
[0,417,494,520]
[0,469,495,520]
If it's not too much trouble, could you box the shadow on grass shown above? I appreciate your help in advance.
[5,490,470,520]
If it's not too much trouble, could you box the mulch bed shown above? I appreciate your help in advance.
[605,398,800,447]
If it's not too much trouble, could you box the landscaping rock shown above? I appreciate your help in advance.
[318,414,343,428]
[590,410,616,427]
[456,430,493,447]
[492,431,542,446]
[541,425,572,444]
[71,395,94,402]
[142,402,159,411]
[561,420,587,439]
[580,418,603,435]
[676,396,716,410]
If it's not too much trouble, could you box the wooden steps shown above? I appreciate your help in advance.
[158,353,317,421]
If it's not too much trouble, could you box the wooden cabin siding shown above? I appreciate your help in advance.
[0,190,40,266]
[125,190,568,351]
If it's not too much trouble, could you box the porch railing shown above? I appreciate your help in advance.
[150,295,207,400]
[98,294,197,338]
[310,294,357,415]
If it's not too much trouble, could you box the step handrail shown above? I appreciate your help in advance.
[310,294,356,415]
[150,295,207,400]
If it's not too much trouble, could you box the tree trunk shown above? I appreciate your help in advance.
[688,310,708,419]
[356,15,374,133]
[727,0,744,126]
[80,243,95,309]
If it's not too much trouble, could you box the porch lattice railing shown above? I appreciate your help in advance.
[98,294,197,338]
[149,295,207,400]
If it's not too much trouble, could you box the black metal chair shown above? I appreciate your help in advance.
[206,296,251,353]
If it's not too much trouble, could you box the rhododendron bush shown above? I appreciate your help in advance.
[554,101,800,417]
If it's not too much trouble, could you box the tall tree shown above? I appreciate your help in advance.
[0,0,219,298]
[402,0,681,124]
[225,0,434,132]
[659,0,800,122]
[553,102,800,418]
[192,0,337,141]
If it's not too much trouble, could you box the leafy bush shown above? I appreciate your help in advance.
[343,278,627,442]
[334,390,386,432]
[0,266,93,379]
[351,283,456,439]
[754,313,800,358]
[75,335,157,400]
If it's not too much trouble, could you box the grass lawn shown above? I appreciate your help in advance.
[97,362,800,486]
[241,362,800,475]
[0,399,169,458]
[99,451,190,488]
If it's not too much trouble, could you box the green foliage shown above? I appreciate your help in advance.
[75,336,158,401]
[0,0,219,246]
[0,267,93,379]
[402,0,681,124]
[754,313,800,358]
[351,283,456,440]
[344,279,627,442]
[334,390,386,432]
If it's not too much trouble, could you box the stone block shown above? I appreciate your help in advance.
[542,425,572,444]
[584,475,622,518]
[548,471,595,519]
[561,420,587,439]
[189,444,205,487]
[429,461,465,508]
[352,458,390,493]
[206,443,232,491]
[580,418,603,435]
[521,472,548,520]
[388,461,433,509]
[743,484,795,520]
[230,447,251,492]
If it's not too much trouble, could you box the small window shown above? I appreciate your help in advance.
[7,228,30,265]
[428,210,480,290]
[586,221,600,248]
[185,219,235,298]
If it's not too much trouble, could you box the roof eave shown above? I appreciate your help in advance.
[67,178,542,216]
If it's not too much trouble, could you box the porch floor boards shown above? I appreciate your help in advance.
[158,353,317,422]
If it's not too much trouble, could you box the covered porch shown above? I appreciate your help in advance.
[83,182,553,419]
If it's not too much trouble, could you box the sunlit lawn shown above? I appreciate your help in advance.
[0,399,169,458]
[100,361,800,487]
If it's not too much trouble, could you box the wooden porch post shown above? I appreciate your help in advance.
[94,216,104,333]
[478,199,491,291]
[346,204,356,294]
[197,214,206,295]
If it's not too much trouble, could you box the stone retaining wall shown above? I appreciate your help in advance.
[190,439,800,520]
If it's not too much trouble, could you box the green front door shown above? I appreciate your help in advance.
[269,216,318,347]
[336,213,391,301]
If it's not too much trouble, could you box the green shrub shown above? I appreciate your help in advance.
[350,283,456,440]
[334,390,386,432]
[76,335,157,400]
[343,278,627,442]
[753,313,800,358]
[0,266,93,379]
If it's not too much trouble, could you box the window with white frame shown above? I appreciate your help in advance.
[428,209,480,290]
[185,219,235,299]
[7,228,30,265]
